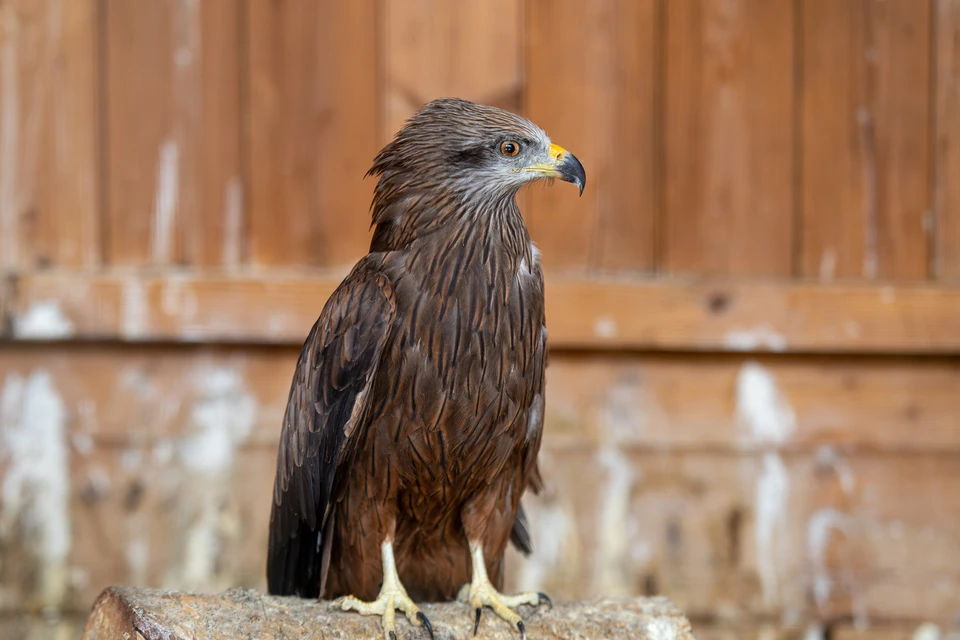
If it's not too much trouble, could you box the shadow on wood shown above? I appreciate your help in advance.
[80,586,696,639]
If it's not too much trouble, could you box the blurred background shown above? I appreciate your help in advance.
[1,0,959,638]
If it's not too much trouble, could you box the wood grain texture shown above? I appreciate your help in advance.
[509,450,960,622]
[104,0,241,268]
[3,346,959,625]
[2,346,958,453]
[246,0,379,269]
[800,0,932,281]
[10,272,960,353]
[935,0,960,281]
[4,439,958,624]
[524,0,656,273]
[0,0,100,270]
[662,0,795,277]
[383,0,522,137]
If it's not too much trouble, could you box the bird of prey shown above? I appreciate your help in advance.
[267,98,585,639]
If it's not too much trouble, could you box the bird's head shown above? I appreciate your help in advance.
[368,98,586,212]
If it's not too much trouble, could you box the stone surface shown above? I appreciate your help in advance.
[80,586,696,640]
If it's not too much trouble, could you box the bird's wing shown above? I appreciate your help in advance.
[267,266,396,597]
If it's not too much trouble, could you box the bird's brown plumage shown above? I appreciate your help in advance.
[267,98,584,604]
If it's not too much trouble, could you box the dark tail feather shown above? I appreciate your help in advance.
[267,516,323,598]
[510,504,533,556]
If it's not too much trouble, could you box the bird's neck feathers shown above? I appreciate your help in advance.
[367,174,531,262]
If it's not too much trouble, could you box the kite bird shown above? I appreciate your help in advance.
[267,98,585,639]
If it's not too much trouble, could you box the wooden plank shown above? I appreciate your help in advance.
[4,441,958,622]
[0,615,86,640]
[3,347,959,452]
[524,0,656,273]
[504,451,960,622]
[800,0,932,281]
[0,346,292,447]
[104,0,241,268]
[834,625,953,640]
[696,625,950,640]
[383,0,522,137]
[662,0,795,277]
[0,0,100,270]
[246,0,379,269]
[9,272,960,353]
[935,0,960,281]
[691,626,807,640]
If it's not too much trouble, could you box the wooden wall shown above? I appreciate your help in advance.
[0,1,959,638]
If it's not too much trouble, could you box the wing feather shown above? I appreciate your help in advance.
[266,266,396,597]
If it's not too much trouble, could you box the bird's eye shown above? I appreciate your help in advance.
[499,141,521,157]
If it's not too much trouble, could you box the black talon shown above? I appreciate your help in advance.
[474,608,482,635]
[417,611,434,640]
[518,620,527,640]
[538,592,553,609]
[389,632,397,640]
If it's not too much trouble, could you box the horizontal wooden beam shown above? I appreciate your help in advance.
[5,271,960,353]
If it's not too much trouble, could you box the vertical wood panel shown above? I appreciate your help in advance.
[935,0,960,281]
[0,0,100,270]
[800,0,932,281]
[247,0,379,269]
[384,0,522,139]
[525,0,657,273]
[105,0,241,268]
[662,0,795,277]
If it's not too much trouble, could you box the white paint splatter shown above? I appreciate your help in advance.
[85,465,111,498]
[815,446,856,496]
[153,439,175,466]
[0,371,71,611]
[807,508,852,612]
[804,625,826,640]
[121,448,144,471]
[514,501,574,593]
[913,623,941,640]
[754,452,789,606]
[593,316,618,339]
[122,277,148,339]
[13,300,75,339]
[737,362,793,605]
[152,139,179,263]
[819,248,837,282]
[177,490,241,592]
[222,176,243,268]
[178,367,256,474]
[600,378,645,443]
[736,362,795,444]
[594,447,636,596]
[71,433,94,456]
[724,325,787,352]
[646,618,678,640]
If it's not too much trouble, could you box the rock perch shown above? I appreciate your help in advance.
[81,586,697,639]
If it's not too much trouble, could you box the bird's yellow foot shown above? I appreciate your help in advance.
[458,541,551,639]
[329,541,433,640]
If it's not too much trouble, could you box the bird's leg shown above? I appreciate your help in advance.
[457,540,551,639]
[330,540,433,640]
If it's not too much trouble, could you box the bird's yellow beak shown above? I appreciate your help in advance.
[523,143,586,196]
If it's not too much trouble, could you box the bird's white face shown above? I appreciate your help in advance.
[368,98,585,215]
[452,118,586,201]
